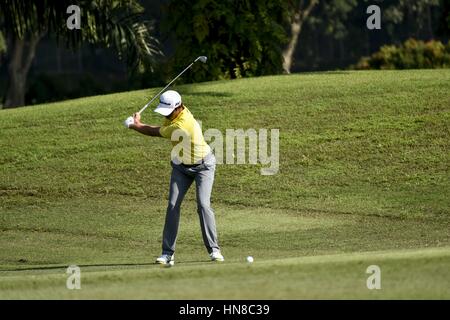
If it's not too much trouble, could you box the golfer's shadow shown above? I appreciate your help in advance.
[1,260,211,272]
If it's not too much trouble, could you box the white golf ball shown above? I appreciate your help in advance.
[246,256,254,263]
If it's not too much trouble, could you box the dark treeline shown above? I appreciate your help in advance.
[296,0,448,71]
[0,0,449,107]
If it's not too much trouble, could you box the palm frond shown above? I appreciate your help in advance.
[0,0,162,72]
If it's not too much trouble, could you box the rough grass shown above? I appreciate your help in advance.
[0,70,449,299]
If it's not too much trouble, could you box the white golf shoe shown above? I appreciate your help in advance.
[210,251,225,262]
[155,254,174,265]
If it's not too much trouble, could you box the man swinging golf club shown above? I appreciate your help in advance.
[125,90,224,265]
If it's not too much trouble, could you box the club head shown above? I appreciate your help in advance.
[196,56,207,63]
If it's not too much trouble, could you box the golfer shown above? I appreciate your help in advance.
[127,90,224,264]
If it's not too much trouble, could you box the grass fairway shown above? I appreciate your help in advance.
[0,70,449,299]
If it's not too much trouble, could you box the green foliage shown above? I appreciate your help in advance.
[163,0,289,81]
[355,39,450,69]
[0,0,161,72]
[384,0,441,25]
[308,0,358,40]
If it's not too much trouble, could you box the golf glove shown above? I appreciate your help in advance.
[124,116,134,128]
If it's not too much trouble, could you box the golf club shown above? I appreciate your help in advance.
[137,56,207,115]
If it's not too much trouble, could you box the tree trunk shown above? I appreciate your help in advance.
[4,33,43,108]
[282,0,318,74]
[282,12,302,74]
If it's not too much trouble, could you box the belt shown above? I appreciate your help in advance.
[182,159,204,168]
[181,154,211,167]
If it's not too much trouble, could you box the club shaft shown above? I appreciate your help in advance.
[138,61,195,114]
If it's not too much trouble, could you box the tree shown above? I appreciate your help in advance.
[163,0,289,82]
[0,0,161,108]
[282,0,319,73]
[384,0,441,40]
[296,0,359,69]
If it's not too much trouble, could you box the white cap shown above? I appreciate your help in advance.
[154,90,182,116]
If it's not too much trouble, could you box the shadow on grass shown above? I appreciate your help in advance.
[0,260,212,273]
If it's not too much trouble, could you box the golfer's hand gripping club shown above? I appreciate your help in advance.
[124,116,134,128]
[123,113,141,129]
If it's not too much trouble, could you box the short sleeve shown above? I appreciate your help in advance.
[159,123,179,139]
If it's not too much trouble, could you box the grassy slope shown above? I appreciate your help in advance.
[0,70,449,299]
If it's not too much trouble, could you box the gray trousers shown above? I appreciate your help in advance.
[162,153,220,255]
